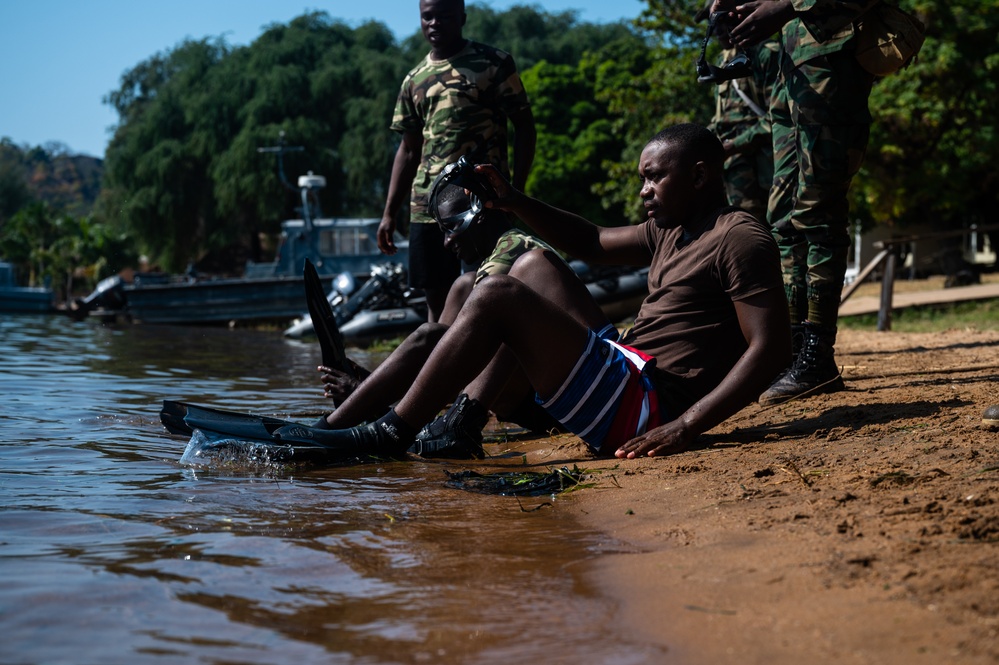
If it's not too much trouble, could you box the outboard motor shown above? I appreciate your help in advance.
[68,275,126,320]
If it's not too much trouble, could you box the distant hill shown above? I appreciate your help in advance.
[0,139,103,220]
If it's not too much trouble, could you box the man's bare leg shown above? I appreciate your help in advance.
[319,252,607,441]
[438,271,475,325]
[461,249,610,418]
[324,322,448,427]
[319,271,477,407]
[509,250,609,331]
[424,285,449,323]
[394,275,591,429]
[279,276,589,458]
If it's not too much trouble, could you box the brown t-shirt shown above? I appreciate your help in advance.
[620,207,783,415]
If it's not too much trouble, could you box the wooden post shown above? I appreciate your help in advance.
[877,249,897,331]
[841,247,891,304]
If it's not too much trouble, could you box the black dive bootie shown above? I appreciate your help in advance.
[274,409,416,459]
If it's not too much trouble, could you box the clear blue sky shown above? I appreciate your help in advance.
[0,0,643,159]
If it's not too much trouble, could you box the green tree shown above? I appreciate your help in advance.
[101,38,230,271]
[854,0,999,232]
[0,138,103,224]
[99,6,652,272]
[521,32,654,226]
[0,139,35,224]
[101,14,409,272]
[0,202,135,298]
[463,4,638,71]
[407,4,652,224]
[594,1,713,222]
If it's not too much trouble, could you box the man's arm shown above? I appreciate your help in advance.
[475,164,652,266]
[508,107,536,192]
[378,130,423,255]
[615,287,792,458]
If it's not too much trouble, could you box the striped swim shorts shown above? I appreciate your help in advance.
[537,328,663,455]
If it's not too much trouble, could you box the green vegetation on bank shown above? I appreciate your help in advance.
[1,0,995,301]
[840,298,999,333]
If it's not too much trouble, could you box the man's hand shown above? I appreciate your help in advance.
[379,130,421,255]
[710,0,740,13]
[377,216,398,255]
[318,364,363,407]
[474,163,521,212]
[725,0,795,48]
[614,418,695,459]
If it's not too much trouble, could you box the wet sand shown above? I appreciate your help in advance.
[496,327,999,664]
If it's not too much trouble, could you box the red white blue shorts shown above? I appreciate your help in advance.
[536,328,663,454]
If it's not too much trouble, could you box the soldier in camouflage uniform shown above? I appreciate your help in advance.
[708,40,780,220]
[377,0,536,323]
[719,0,877,404]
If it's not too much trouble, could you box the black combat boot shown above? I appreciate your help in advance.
[760,323,804,393]
[759,322,844,406]
[412,394,488,459]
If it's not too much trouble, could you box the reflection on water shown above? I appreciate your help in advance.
[0,315,665,663]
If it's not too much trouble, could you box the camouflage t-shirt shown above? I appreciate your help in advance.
[474,228,558,285]
[391,40,531,224]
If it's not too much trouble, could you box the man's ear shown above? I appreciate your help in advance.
[690,161,710,189]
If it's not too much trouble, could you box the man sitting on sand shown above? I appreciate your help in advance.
[280,123,790,459]
[317,157,615,457]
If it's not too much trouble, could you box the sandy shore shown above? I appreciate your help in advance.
[496,327,999,664]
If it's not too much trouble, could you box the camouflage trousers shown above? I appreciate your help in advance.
[768,46,874,331]
[724,144,774,222]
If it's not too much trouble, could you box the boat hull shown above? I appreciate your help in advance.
[0,287,55,313]
[122,276,330,325]
[0,261,55,313]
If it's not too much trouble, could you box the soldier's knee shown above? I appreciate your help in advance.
[469,274,524,307]
[409,322,449,350]
[508,249,548,273]
[451,271,476,297]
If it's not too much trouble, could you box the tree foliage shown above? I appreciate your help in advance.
[593,0,714,222]
[626,0,999,234]
[468,5,651,225]
[99,18,402,272]
[0,203,135,297]
[5,0,993,281]
[855,0,999,231]
[0,141,33,224]
[0,138,103,223]
[98,5,650,272]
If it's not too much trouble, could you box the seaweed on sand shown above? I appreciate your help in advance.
[444,465,591,496]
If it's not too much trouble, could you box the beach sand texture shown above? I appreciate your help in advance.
[495,327,999,664]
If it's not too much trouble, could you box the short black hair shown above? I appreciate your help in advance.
[434,182,472,220]
[424,0,465,12]
[649,123,725,170]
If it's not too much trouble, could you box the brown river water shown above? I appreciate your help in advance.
[0,314,668,664]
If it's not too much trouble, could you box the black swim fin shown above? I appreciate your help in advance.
[160,400,294,440]
[160,400,373,465]
[303,258,355,376]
